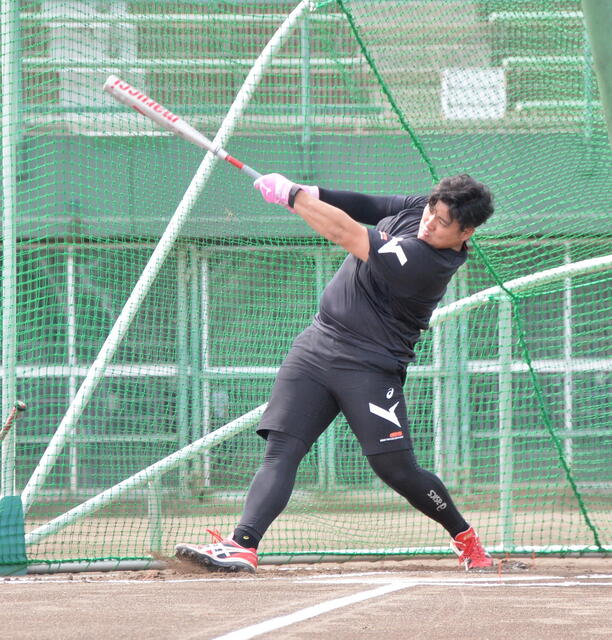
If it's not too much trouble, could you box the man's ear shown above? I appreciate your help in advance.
[461,226,475,243]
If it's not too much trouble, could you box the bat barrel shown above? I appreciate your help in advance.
[103,75,259,179]
[103,75,217,153]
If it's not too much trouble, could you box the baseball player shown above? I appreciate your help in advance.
[176,172,495,572]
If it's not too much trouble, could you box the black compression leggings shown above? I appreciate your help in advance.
[237,431,469,543]
[366,449,469,538]
[237,431,310,542]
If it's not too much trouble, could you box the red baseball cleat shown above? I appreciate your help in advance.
[175,529,258,573]
[451,526,494,571]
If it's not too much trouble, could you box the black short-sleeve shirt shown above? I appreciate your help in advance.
[313,191,467,364]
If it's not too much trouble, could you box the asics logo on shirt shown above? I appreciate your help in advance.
[377,236,407,266]
[369,401,401,428]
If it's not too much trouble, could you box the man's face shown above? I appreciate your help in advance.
[417,201,474,251]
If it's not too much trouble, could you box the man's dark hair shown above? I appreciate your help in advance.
[429,174,494,230]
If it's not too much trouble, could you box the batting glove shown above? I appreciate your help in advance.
[254,173,319,207]
[299,183,319,199]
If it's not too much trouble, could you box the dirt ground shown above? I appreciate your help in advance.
[1,556,611,639]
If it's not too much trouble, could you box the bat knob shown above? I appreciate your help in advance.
[15,400,26,411]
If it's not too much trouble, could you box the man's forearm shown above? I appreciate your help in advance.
[292,190,369,261]
[252,173,370,259]
[318,188,406,225]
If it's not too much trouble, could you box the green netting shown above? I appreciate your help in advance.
[1,0,611,570]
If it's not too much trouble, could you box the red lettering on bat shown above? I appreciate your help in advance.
[113,81,180,124]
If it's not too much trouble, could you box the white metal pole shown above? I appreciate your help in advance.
[498,297,514,549]
[314,249,336,490]
[300,11,313,178]
[457,267,471,486]
[1,0,21,497]
[20,0,313,514]
[582,26,594,143]
[200,254,211,488]
[66,247,79,493]
[189,246,202,486]
[314,249,326,489]
[431,254,612,327]
[177,248,190,491]
[25,404,267,547]
[432,322,444,480]
[563,246,574,466]
[444,278,461,489]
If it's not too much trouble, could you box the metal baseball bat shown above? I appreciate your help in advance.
[103,75,261,179]
[0,400,27,444]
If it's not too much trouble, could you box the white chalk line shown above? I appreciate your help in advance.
[0,570,392,585]
[207,574,612,640]
[301,572,566,583]
[3,570,612,587]
[208,580,412,640]
[0,576,254,585]
[300,578,612,588]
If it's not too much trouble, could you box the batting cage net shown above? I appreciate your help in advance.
[1,0,611,572]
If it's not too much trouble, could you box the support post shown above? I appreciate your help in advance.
[498,297,514,549]
[300,11,313,179]
[444,279,461,489]
[433,279,462,486]
[432,321,444,480]
[315,250,336,490]
[189,246,202,490]
[563,245,574,466]
[147,478,163,553]
[457,267,472,489]
[177,249,190,491]
[1,0,22,497]
[200,254,212,488]
[582,26,594,144]
[66,247,79,493]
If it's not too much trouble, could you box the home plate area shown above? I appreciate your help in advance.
[2,557,611,639]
